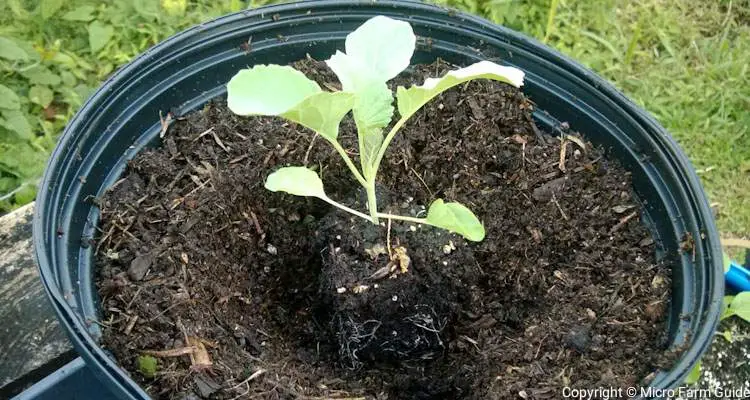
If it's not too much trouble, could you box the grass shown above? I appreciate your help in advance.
[1,0,748,245]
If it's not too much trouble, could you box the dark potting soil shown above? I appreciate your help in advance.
[95,58,673,400]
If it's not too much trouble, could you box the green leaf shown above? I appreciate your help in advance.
[723,252,731,273]
[396,61,525,117]
[14,184,36,204]
[0,85,21,110]
[327,16,415,87]
[161,0,187,16]
[264,166,327,199]
[29,86,54,108]
[88,21,114,53]
[353,83,393,174]
[728,291,750,322]
[282,92,355,141]
[137,355,158,378]
[62,5,96,21]
[0,37,29,61]
[721,330,733,343]
[1,110,33,139]
[684,360,701,384]
[721,295,736,320]
[228,65,321,115]
[426,199,485,242]
[227,65,354,140]
[21,66,61,86]
[41,0,65,20]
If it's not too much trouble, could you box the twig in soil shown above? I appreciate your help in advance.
[410,168,434,198]
[170,179,212,210]
[558,137,569,172]
[193,127,215,141]
[609,211,638,234]
[303,133,319,165]
[96,225,116,254]
[159,111,174,138]
[125,287,143,310]
[249,211,263,235]
[146,300,191,322]
[460,335,481,351]
[227,368,267,391]
[386,218,393,259]
[211,130,231,153]
[123,315,138,335]
[550,193,569,220]
[142,346,198,358]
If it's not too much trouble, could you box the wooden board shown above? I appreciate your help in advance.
[0,204,73,391]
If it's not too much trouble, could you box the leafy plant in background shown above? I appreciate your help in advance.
[227,16,525,241]
[0,0,277,212]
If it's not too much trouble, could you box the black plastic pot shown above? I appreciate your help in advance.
[34,1,723,399]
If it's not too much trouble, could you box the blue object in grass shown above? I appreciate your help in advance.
[726,260,750,292]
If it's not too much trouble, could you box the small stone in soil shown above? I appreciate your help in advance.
[127,253,153,281]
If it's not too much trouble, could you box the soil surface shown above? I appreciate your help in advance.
[95,58,672,399]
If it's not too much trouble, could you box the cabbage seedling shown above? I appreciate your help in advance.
[227,16,524,241]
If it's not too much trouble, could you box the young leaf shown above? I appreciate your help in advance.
[137,355,158,379]
[397,61,525,118]
[426,199,485,242]
[324,16,413,174]
[326,16,415,89]
[721,295,735,320]
[684,360,701,384]
[265,166,327,199]
[728,292,750,322]
[227,65,354,141]
[353,83,394,175]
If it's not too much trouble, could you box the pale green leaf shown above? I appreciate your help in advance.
[336,16,415,85]
[1,110,33,139]
[62,5,96,21]
[0,85,21,110]
[29,86,54,108]
[227,65,354,140]
[41,0,65,20]
[227,65,321,115]
[426,199,485,242]
[265,166,327,199]
[354,82,393,173]
[721,330,733,343]
[728,292,750,322]
[397,61,525,117]
[281,92,355,141]
[88,21,114,53]
[137,355,158,378]
[0,37,29,61]
[723,252,731,273]
[721,295,735,320]
[21,66,61,86]
[684,360,701,384]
